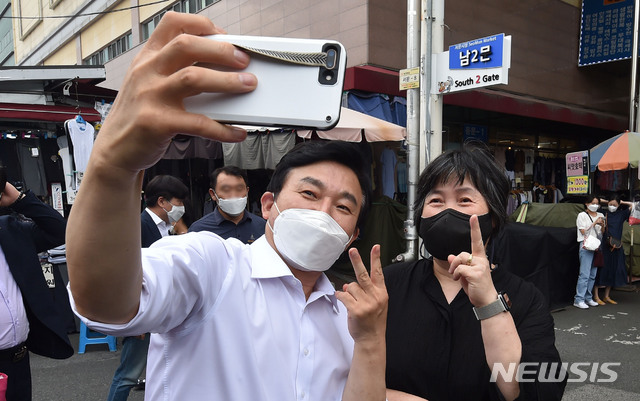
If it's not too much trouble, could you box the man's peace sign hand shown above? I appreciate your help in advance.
[336,245,388,344]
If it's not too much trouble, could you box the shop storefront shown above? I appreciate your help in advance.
[0,66,115,216]
[343,64,625,204]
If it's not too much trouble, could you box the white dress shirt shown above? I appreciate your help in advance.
[0,247,29,349]
[145,208,171,238]
[70,233,354,401]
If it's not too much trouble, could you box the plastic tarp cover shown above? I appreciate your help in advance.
[509,203,584,228]
[621,222,640,277]
[163,136,223,160]
[492,222,579,309]
[222,131,295,169]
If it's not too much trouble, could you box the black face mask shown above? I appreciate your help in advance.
[419,208,493,261]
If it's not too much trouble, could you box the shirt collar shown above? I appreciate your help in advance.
[249,236,340,313]
[213,207,251,224]
[310,275,341,314]
[146,208,164,225]
[146,208,170,236]
[250,236,294,279]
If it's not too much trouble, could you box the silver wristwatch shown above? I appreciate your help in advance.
[473,292,511,320]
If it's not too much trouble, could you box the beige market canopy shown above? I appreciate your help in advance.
[296,107,406,142]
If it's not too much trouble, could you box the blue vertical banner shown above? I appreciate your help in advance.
[579,0,635,66]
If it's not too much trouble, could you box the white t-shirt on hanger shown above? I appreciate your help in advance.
[66,119,95,173]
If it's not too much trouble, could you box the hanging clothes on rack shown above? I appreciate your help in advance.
[65,116,95,173]
[16,139,48,196]
[0,137,23,184]
[57,136,77,204]
[380,146,397,199]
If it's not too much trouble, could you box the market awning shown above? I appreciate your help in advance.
[443,89,627,132]
[297,107,406,142]
[163,135,223,159]
[0,103,102,123]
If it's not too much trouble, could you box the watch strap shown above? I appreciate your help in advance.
[473,294,508,320]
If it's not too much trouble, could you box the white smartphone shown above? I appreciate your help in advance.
[183,34,347,130]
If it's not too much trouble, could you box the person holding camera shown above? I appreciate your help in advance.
[0,169,73,400]
[65,12,386,401]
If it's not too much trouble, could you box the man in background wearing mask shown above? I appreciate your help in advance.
[189,165,265,244]
[107,174,188,401]
[141,175,189,242]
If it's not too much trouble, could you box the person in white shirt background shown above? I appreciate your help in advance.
[66,11,387,401]
[574,194,605,309]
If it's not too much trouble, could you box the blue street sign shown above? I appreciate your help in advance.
[449,34,504,70]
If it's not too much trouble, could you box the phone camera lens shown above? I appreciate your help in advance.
[326,49,337,69]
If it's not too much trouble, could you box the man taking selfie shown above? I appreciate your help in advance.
[66,12,387,401]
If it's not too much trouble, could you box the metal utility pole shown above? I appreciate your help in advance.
[428,0,444,163]
[631,0,640,131]
[419,0,433,170]
[394,0,422,263]
[396,0,443,262]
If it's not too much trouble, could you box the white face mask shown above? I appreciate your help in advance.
[215,191,247,217]
[268,201,352,272]
[587,204,599,212]
[165,202,185,224]
[608,205,618,213]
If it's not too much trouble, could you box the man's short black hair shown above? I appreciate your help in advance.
[210,166,248,190]
[267,140,372,229]
[144,175,189,207]
[414,141,509,238]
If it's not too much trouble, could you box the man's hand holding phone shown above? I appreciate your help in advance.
[94,11,257,174]
[67,12,257,323]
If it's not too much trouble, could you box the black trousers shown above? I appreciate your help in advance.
[0,352,31,401]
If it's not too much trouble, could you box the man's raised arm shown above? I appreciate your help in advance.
[66,12,257,324]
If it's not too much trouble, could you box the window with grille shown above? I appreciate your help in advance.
[84,33,132,65]
[141,0,219,41]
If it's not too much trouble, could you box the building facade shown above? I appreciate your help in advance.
[8,0,634,195]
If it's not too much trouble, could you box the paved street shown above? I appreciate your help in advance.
[31,335,144,401]
[555,284,640,400]
[30,284,640,400]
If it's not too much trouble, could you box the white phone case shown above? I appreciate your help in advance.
[183,34,347,129]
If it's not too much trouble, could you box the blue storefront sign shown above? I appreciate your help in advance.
[462,124,488,143]
[579,0,635,66]
[449,34,504,70]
